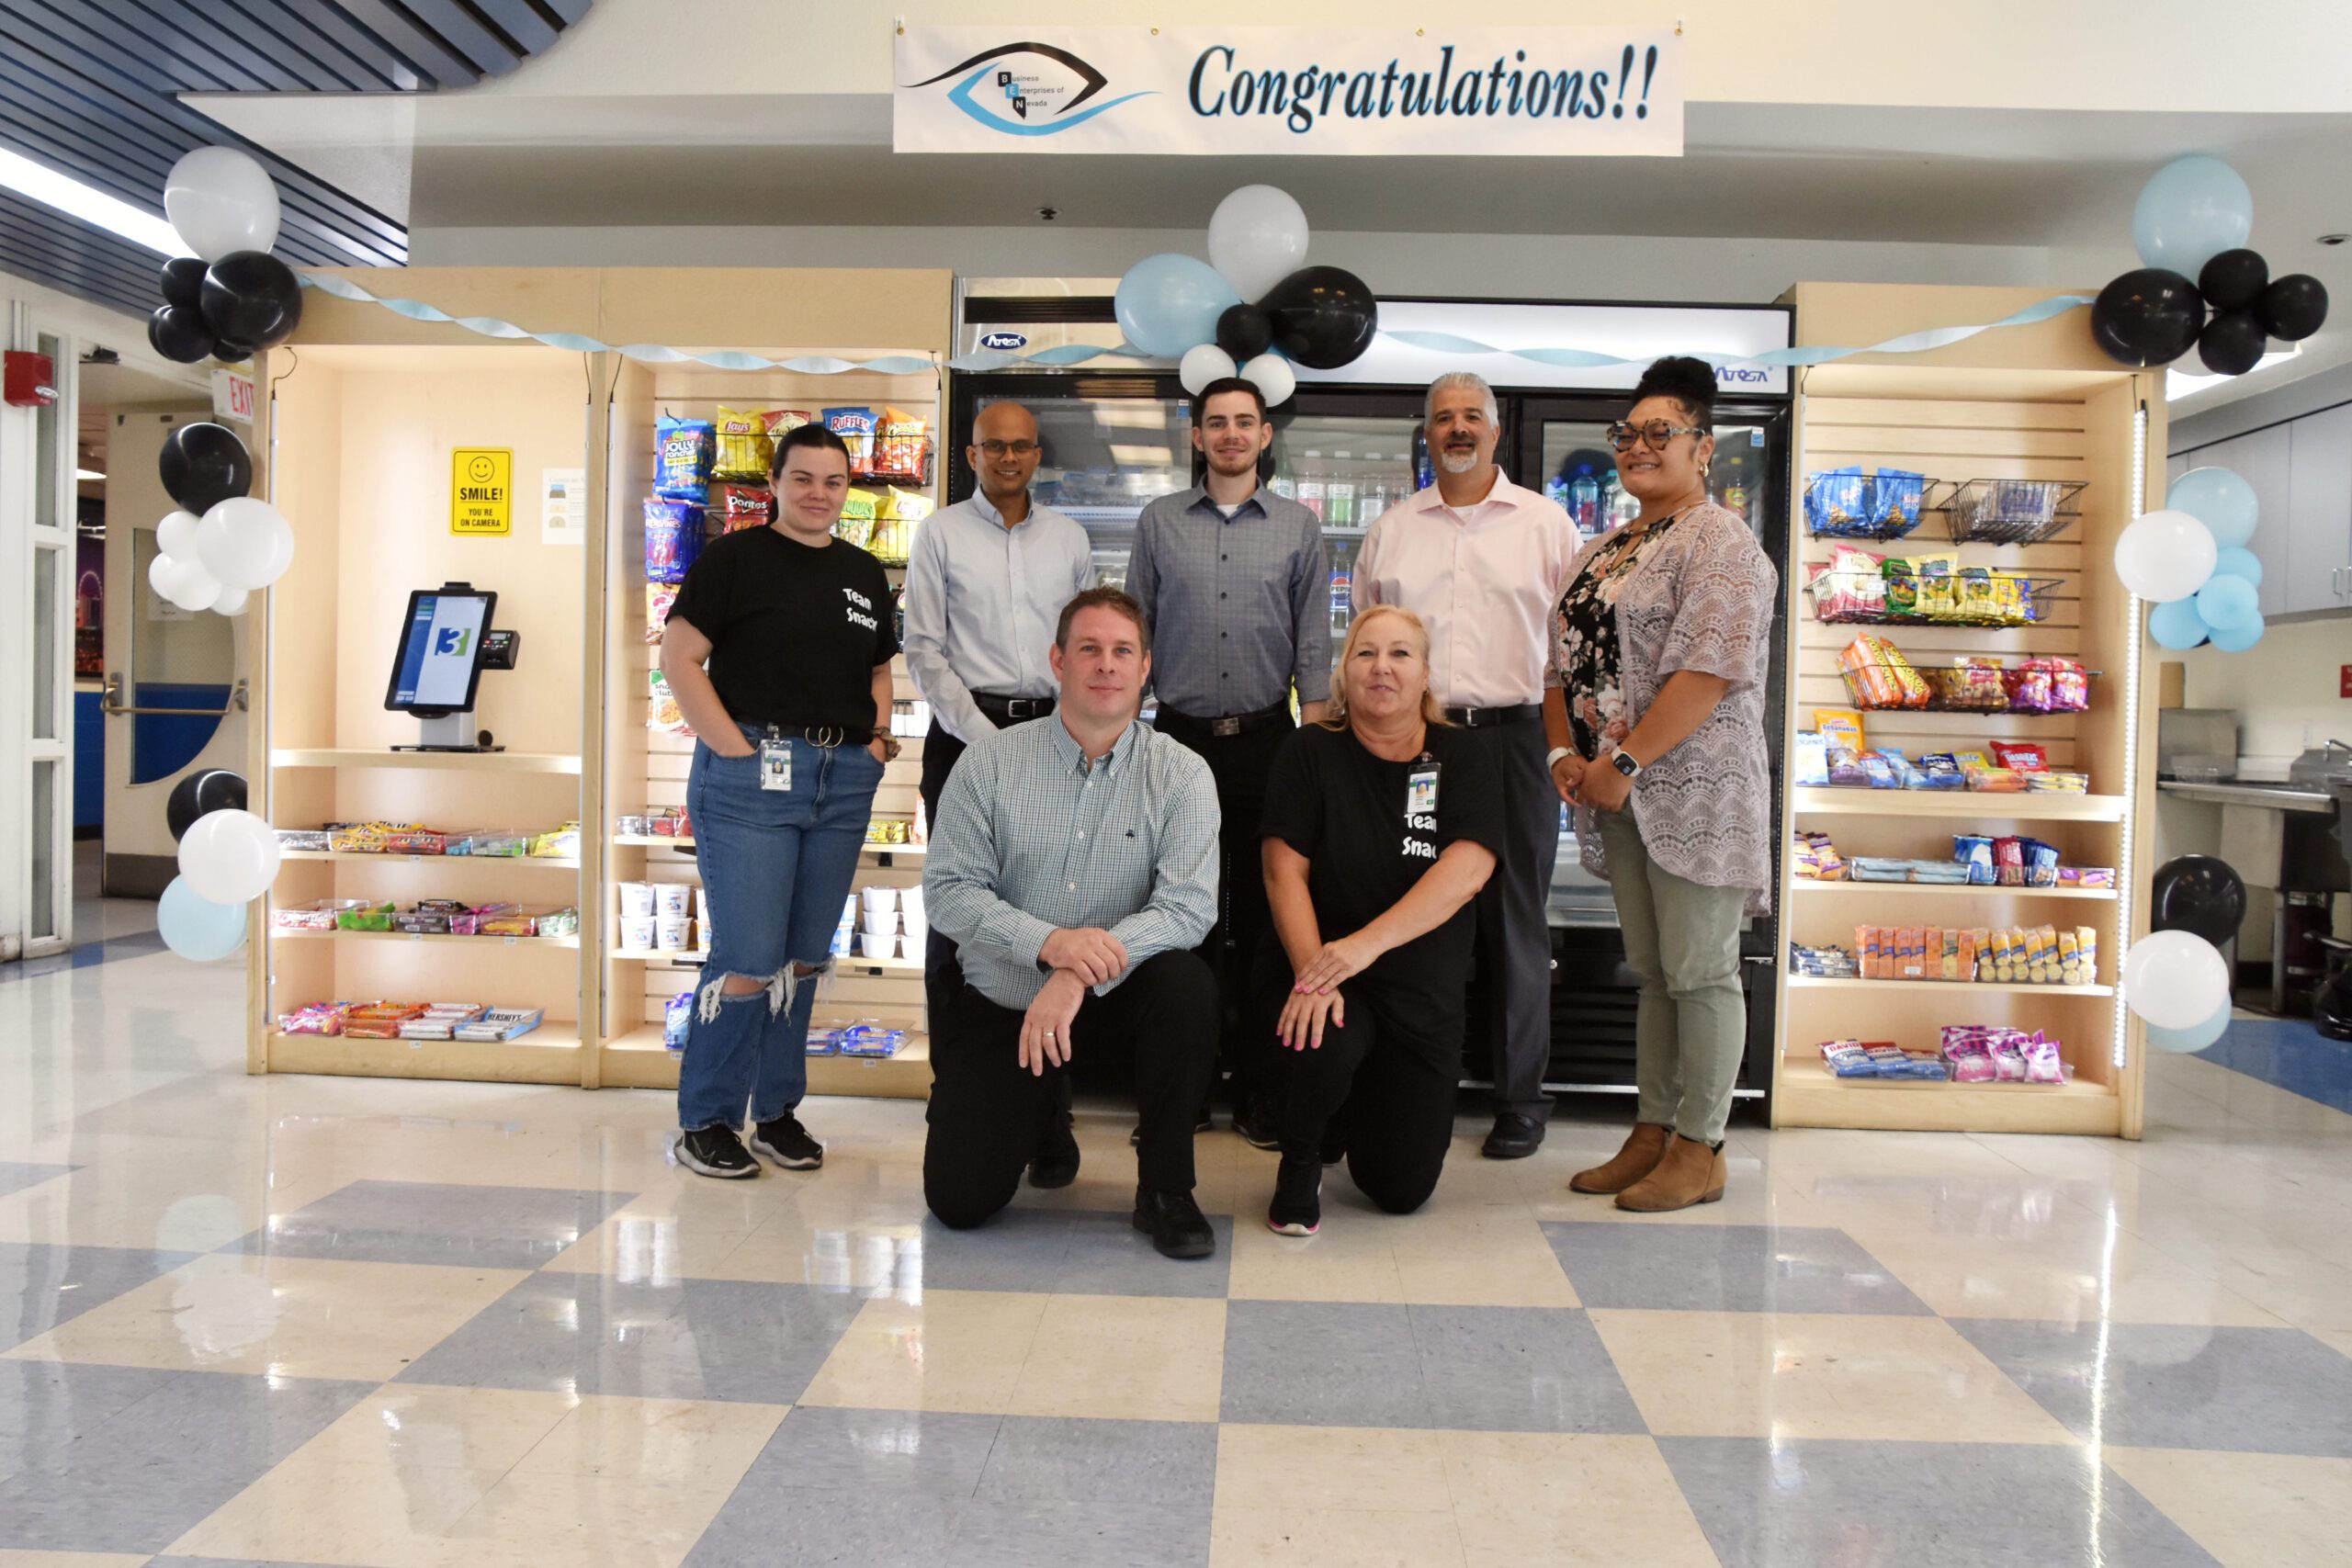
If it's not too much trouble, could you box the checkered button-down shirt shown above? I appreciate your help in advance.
[922,714,1221,1010]
[1128,486,1331,717]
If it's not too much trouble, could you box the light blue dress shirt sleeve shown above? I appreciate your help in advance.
[1099,752,1221,994]
[901,513,994,747]
[922,741,1056,970]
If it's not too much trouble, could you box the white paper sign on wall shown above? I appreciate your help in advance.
[894,27,1682,157]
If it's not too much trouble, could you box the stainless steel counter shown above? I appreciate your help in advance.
[2156,780,2336,815]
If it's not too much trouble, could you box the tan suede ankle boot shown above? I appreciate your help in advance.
[1569,1122,1671,1195]
[1615,1135,1726,1213]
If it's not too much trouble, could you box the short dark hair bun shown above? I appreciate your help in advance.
[1630,355,1718,429]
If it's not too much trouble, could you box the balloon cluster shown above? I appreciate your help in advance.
[157,768,271,963]
[146,422,294,615]
[147,148,305,368]
[2118,466,2267,652]
[2090,156,2328,373]
[2122,928,2235,1055]
[1112,186,1381,407]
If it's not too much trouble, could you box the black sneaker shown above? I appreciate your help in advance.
[1130,1106,1216,1146]
[1131,1186,1216,1259]
[1028,1112,1080,1190]
[750,1112,824,1170]
[1231,1092,1283,1152]
[674,1125,759,1179]
[1267,1156,1322,1236]
[1481,1112,1544,1160]
[1319,1122,1348,1168]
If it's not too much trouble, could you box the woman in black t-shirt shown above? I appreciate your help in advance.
[1257,604,1502,1235]
[659,423,902,1180]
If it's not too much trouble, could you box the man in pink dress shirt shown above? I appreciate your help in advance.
[1351,372,1580,1158]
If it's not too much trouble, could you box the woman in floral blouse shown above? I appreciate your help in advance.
[1542,356,1777,1213]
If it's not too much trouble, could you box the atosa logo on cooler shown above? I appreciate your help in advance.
[978,332,1030,351]
[903,43,1154,138]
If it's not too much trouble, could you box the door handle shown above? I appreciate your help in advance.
[101,674,250,716]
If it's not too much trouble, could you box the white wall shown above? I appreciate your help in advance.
[2170,618,2352,774]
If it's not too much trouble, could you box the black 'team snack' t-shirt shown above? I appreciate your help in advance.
[666,527,899,733]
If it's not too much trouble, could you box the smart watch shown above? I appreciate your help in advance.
[1611,750,1642,779]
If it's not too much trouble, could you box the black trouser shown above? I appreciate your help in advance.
[1463,716,1560,1120]
[1152,708,1291,1107]
[1268,964,1462,1217]
[923,949,1218,1229]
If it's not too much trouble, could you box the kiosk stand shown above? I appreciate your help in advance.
[386,581,518,751]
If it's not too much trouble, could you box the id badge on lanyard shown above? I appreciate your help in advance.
[759,737,792,792]
[1406,756,1441,817]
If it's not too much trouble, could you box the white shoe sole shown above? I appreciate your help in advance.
[750,1137,822,1170]
[673,1136,759,1179]
[1267,1216,1319,1236]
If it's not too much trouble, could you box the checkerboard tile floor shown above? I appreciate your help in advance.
[3,935,2348,1564]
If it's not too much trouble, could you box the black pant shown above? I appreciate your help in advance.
[918,715,968,837]
[1464,716,1560,1119]
[1152,713,1291,1105]
[923,949,1218,1229]
[1272,975,1461,1216]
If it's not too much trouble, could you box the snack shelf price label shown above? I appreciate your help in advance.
[451,448,514,536]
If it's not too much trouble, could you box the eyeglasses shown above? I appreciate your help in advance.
[976,439,1040,457]
[1606,420,1706,452]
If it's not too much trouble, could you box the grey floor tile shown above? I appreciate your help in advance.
[747,1405,1003,1495]
[397,1271,865,1404]
[1541,1221,1932,1315]
[228,1179,635,1269]
[1660,1437,2222,1568]
[0,1367,372,1553]
[1219,1300,1645,1433]
[910,1209,1232,1299]
[148,1559,345,1567]
[0,1359,182,1477]
[0,1162,75,1199]
[949,1498,1211,1567]
[973,1415,1217,1506]
[1951,1318,2352,1457]
[684,1482,963,1568]
[0,1240,200,1350]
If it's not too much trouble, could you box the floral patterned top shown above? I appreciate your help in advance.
[1552,502,1779,910]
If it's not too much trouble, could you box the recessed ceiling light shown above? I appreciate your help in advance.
[75,468,106,481]
[2165,344,2301,400]
[0,147,187,256]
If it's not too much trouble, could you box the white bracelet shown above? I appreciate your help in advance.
[1545,746,1575,770]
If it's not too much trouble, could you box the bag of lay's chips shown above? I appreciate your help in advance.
[654,417,713,500]
[762,409,815,445]
[711,407,774,482]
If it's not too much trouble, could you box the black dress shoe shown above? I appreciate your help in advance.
[1231,1092,1283,1152]
[1481,1112,1545,1160]
[1131,1186,1216,1259]
[1028,1112,1080,1190]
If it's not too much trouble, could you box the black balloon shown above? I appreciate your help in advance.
[1215,302,1272,362]
[2256,274,2328,341]
[148,305,215,365]
[199,251,304,349]
[2197,310,2268,376]
[211,339,255,365]
[2089,268,2204,367]
[1260,265,1380,369]
[158,422,253,514]
[2151,854,2246,947]
[164,769,247,842]
[2197,249,2268,312]
[160,255,209,310]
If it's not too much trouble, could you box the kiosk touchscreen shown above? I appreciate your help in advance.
[384,583,517,750]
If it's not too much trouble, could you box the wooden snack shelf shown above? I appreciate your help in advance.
[1791,880,2117,902]
[269,749,582,773]
[599,1024,933,1099]
[266,1029,583,1085]
[1791,788,2126,821]
[280,851,584,869]
[1773,1057,2120,1135]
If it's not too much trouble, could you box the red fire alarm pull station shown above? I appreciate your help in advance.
[2340,664,2352,699]
[4,350,60,408]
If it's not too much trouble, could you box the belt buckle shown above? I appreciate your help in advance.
[1211,716,1243,738]
[809,726,842,749]
[1454,707,1481,728]
[1007,698,1040,719]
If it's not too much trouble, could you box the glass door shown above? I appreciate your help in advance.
[1268,391,1428,670]
[960,376,1193,591]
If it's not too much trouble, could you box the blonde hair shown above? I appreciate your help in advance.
[1320,604,1450,731]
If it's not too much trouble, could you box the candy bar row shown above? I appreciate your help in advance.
[277,1001,546,1041]
[1791,923,2100,985]
[1818,1027,2070,1084]
[1792,828,2115,887]
[276,899,580,937]
[275,822,580,858]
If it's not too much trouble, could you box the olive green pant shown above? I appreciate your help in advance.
[1595,808,1750,1146]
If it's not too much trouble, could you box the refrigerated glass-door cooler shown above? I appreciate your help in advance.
[947,371,1789,1118]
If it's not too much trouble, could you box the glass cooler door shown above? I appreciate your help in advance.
[966,379,1193,590]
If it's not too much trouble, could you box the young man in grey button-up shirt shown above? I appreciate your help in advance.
[1127,378,1332,1149]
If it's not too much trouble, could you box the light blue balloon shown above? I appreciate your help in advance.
[2147,596,2211,649]
[2146,1000,2231,1054]
[2195,573,2260,631]
[2132,155,2253,277]
[158,875,246,962]
[2211,547,2262,587]
[2168,466,2257,547]
[2209,612,2266,652]
[1113,254,1241,357]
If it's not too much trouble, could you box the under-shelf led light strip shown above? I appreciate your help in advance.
[2112,402,2147,1070]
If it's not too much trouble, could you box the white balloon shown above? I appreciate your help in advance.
[2122,930,2232,1030]
[1238,353,1296,408]
[1208,185,1311,302]
[1179,344,1238,396]
[150,550,221,613]
[2112,509,2218,603]
[157,508,202,559]
[176,807,281,905]
[209,586,251,616]
[195,496,295,592]
[164,147,281,262]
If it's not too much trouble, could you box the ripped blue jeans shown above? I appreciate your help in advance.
[677,727,884,1133]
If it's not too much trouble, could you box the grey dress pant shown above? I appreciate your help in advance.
[1464,716,1558,1119]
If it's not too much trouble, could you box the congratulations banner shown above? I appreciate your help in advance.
[893,27,1681,156]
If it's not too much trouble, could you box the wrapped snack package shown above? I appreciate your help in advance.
[1880,557,1920,618]
[1953,833,1996,884]
[2024,1034,2068,1084]
[1990,1032,2029,1081]
[1910,551,1962,621]
[711,406,775,482]
[1815,708,1867,753]
[2020,838,2061,887]
[1990,740,2050,773]
[1873,468,1925,532]
[1795,730,1830,787]
[654,416,713,500]
[2004,659,2055,714]
[833,488,882,548]
[2049,658,2090,712]
[715,483,774,531]
[646,583,677,640]
[1807,467,1869,535]
[1821,1040,1876,1077]
[1914,752,1967,791]
[1939,658,2007,712]
[2076,925,2099,982]
[1839,634,1930,710]
[761,409,814,446]
[644,499,707,584]
[824,407,877,477]
[875,407,931,481]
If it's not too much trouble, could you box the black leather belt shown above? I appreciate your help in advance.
[971,692,1055,722]
[1155,700,1292,739]
[743,722,876,747]
[1443,702,1544,728]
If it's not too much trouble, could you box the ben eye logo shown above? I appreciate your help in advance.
[905,42,1153,137]
[435,627,472,657]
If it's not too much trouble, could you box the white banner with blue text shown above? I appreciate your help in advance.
[893,27,1682,156]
